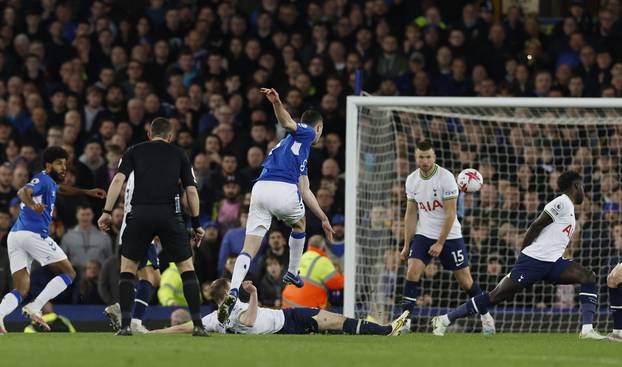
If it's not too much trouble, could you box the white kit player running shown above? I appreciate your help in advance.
[432,171,605,340]
[151,279,409,336]
[217,88,334,323]
[0,147,105,334]
[400,140,495,334]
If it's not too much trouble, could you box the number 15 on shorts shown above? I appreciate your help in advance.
[452,249,465,266]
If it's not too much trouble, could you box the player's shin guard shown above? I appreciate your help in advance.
[609,284,622,332]
[448,293,491,323]
[343,318,392,335]
[229,252,252,292]
[181,271,202,327]
[119,272,137,328]
[0,289,22,318]
[467,283,489,315]
[30,273,73,311]
[287,232,305,274]
[402,280,419,314]
[132,279,152,322]
[579,283,598,327]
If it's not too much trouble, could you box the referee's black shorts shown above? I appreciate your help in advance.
[121,204,192,263]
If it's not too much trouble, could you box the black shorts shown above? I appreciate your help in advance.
[121,204,191,263]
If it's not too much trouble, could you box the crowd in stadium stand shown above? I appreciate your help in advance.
[0,0,621,313]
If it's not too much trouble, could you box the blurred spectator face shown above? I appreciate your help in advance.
[326,78,342,97]
[13,166,28,190]
[413,72,430,91]
[244,40,261,61]
[534,72,551,95]
[437,46,452,68]
[63,125,78,145]
[216,105,233,125]
[489,23,505,45]
[502,185,520,209]
[599,9,615,31]
[205,135,221,154]
[555,64,572,86]
[268,230,285,251]
[472,65,488,85]
[76,206,94,227]
[127,99,145,123]
[221,155,237,174]
[568,77,584,96]
[223,182,240,199]
[597,52,612,70]
[85,260,101,280]
[250,124,267,143]
[487,257,503,276]
[106,87,124,107]
[154,41,169,61]
[480,184,498,208]
[321,158,340,179]
[0,164,12,187]
[111,47,127,68]
[246,147,264,168]
[523,192,540,214]
[177,131,193,149]
[170,309,191,327]
[598,155,615,173]
[325,133,341,155]
[0,211,11,230]
[145,94,161,114]
[215,124,234,146]
[266,257,283,278]
[580,46,595,67]
[478,79,496,96]
[573,146,592,166]
[193,153,209,175]
[471,222,490,244]
[612,223,622,249]
[286,89,302,109]
[381,36,398,54]
[99,120,115,141]
[321,94,338,113]
[116,122,133,144]
[523,145,539,165]
[317,188,334,211]
[62,144,76,163]
[225,255,236,273]
[602,174,618,195]
[424,262,439,278]
[20,146,36,162]
[451,58,466,79]
[378,80,397,96]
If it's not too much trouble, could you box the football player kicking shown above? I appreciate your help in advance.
[432,171,605,340]
[151,279,409,336]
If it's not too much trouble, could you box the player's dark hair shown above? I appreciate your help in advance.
[300,109,323,126]
[150,117,172,137]
[208,278,230,303]
[416,140,434,151]
[42,146,68,165]
[557,171,581,192]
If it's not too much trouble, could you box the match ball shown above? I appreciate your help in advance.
[457,168,483,193]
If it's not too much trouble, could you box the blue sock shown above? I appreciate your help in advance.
[343,318,392,335]
[448,293,491,323]
[609,284,622,330]
[467,283,488,315]
[402,280,419,313]
[132,280,152,321]
[579,283,598,326]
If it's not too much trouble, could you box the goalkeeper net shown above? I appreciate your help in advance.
[344,97,622,333]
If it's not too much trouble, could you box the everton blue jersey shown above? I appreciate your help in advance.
[11,171,58,237]
[257,123,316,184]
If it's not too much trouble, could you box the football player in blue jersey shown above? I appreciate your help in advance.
[0,147,105,333]
[217,88,334,323]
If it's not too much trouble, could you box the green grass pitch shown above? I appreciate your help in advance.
[0,333,619,367]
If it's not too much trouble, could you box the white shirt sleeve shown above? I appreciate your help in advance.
[202,312,226,333]
[441,171,459,200]
[405,173,416,201]
[543,196,570,222]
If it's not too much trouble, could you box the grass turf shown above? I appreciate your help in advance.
[0,333,620,367]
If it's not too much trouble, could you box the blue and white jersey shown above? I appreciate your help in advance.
[257,123,316,184]
[11,171,57,237]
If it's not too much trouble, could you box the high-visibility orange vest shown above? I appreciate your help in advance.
[282,247,344,309]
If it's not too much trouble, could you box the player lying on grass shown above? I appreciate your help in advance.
[432,171,605,340]
[608,262,622,341]
[151,279,409,336]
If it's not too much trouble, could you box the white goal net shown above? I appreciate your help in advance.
[344,97,622,333]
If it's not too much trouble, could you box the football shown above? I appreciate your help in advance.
[457,168,484,193]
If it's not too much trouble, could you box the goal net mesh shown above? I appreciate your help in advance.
[353,104,621,332]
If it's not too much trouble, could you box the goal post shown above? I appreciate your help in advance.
[344,96,622,332]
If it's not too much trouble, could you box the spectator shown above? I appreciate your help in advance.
[157,263,186,306]
[61,205,112,270]
[326,214,345,270]
[255,228,289,281]
[259,256,284,308]
[79,260,104,304]
[218,212,257,276]
[212,175,242,231]
[194,221,221,285]
[170,308,192,326]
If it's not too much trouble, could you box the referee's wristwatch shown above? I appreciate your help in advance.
[102,209,113,215]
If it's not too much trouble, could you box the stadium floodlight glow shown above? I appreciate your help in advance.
[345,96,622,332]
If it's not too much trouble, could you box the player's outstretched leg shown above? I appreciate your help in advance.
[559,262,606,340]
[453,268,495,335]
[23,260,76,331]
[220,235,263,323]
[607,264,622,342]
[312,309,409,336]
[0,268,30,335]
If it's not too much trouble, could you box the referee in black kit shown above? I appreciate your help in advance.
[97,117,208,336]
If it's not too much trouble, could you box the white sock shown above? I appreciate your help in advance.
[581,324,593,334]
[613,329,622,335]
[0,290,21,318]
[229,253,252,292]
[30,274,71,311]
[131,318,142,325]
[440,314,450,326]
[287,232,306,274]
[480,312,493,321]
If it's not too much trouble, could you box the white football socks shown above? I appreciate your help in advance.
[0,291,21,318]
[287,232,306,274]
[229,253,252,292]
[30,275,71,311]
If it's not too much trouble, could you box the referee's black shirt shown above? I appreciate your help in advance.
[118,140,196,205]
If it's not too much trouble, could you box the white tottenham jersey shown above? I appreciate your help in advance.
[405,165,462,240]
[202,301,285,335]
[522,194,576,262]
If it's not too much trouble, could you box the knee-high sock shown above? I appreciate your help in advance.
[132,279,152,323]
[229,252,252,293]
[579,283,598,328]
[343,318,392,335]
[119,272,136,328]
[181,271,202,327]
[30,273,73,311]
[448,293,491,323]
[402,280,420,314]
[0,290,22,318]
[287,232,305,274]
[609,284,622,332]
[467,282,490,316]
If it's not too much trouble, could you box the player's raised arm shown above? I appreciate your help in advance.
[299,175,334,242]
[401,200,418,261]
[520,211,554,250]
[260,88,297,133]
[238,281,258,327]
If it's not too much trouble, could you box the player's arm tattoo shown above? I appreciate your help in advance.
[520,212,553,250]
